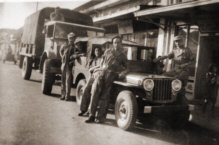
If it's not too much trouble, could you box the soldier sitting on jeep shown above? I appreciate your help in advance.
[85,36,128,123]
[78,46,103,116]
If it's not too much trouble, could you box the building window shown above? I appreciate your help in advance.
[104,24,118,34]
[122,30,158,48]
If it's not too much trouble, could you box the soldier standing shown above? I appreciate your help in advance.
[85,36,128,123]
[59,32,80,101]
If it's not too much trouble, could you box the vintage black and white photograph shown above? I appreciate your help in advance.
[0,0,219,145]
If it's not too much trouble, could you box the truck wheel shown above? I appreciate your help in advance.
[170,110,190,129]
[42,59,55,95]
[76,79,86,105]
[115,90,138,130]
[19,56,24,68]
[22,56,32,80]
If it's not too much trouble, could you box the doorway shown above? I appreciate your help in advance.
[195,35,219,105]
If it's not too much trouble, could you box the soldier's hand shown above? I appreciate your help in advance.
[89,68,94,73]
[70,54,79,60]
[79,53,85,57]
[153,58,159,63]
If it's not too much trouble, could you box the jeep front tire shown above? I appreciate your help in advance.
[115,90,138,130]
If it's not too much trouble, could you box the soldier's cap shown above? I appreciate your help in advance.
[112,35,122,42]
[174,36,184,41]
[68,32,76,38]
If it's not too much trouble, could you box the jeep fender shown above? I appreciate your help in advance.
[73,73,87,86]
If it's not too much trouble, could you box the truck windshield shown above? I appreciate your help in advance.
[54,23,87,39]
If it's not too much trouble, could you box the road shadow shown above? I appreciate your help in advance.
[49,93,61,98]
[97,115,219,145]
[49,93,76,102]
[29,79,42,83]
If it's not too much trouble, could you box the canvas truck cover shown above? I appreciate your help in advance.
[21,7,93,45]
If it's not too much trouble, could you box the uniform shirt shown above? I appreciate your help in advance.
[168,47,194,71]
[101,48,127,74]
[59,44,75,71]
[90,57,102,68]
[206,72,217,86]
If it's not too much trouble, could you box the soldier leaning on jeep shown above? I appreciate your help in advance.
[59,32,85,101]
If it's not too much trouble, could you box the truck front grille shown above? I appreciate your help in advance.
[153,79,172,102]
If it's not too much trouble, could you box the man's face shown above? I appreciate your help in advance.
[174,39,184,48]
[68,37,76,45]
[113,38,121,51]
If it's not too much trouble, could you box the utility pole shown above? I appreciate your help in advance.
[36,2,38,11]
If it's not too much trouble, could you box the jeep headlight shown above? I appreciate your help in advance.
[143,79,154,91]
[171,79,182,92]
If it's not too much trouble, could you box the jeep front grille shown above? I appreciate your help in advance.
[153,79,172,102]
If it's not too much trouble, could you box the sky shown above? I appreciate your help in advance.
[0,0,90,29]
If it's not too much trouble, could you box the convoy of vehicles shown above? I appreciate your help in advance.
[0,29,20,64]
[16,7,194,131]
[73,36,194,130]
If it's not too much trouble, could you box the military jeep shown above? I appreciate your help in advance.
[73,37,194,130]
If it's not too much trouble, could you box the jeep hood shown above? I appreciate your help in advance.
[125,72,173,86]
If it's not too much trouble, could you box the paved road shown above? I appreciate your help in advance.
[0,62,218,145]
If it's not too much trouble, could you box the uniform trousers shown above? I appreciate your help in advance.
[61,66,72,99]
[89,70,118,121]
[80,75,95,112]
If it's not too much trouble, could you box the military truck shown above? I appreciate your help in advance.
[19,7,104,94]
[73,36,194,130]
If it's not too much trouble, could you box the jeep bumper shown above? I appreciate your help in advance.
[144,104,195,114]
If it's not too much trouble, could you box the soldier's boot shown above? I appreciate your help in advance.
[96,100,107,123]
[78,111,86,116]
[85,115,95,123]
[60,92,65,100]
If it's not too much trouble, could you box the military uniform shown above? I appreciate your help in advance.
[164,46,194,86]
[60,44,75,100]
[80,57,102,113]
[89,48,127,122]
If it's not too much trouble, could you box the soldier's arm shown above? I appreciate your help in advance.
[181,48,195,68]
[59,45,65,58]
[153,52,174,63]
[118,54,129,79]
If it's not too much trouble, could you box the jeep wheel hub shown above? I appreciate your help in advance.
[119,102,128,120]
